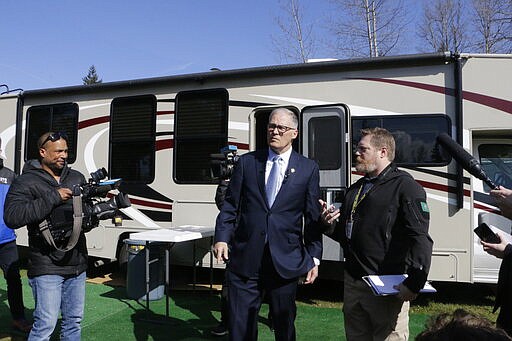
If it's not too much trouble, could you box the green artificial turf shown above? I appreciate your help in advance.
[0,270,497,341]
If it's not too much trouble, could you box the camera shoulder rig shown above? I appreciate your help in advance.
[38,186,84,252]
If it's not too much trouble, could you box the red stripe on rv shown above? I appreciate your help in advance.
[416,180,471,197]
[473,203,500,214]
[357,78,512,114]
[78,116,110,129]
[156,139,173,151]
[129,197,172,210]
[155,139,249,152]
[79,111,172,129]
[351,171,470,196]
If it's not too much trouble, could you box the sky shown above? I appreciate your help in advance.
[0,1,418,91]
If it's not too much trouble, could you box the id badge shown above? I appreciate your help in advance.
[346,220,353,239]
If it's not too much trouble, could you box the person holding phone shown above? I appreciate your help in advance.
[482,185,512,336]
[320,127,433,341]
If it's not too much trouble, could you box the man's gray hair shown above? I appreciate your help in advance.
[269,108,298,129]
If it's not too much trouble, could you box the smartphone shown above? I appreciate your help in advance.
[474,223,501,244]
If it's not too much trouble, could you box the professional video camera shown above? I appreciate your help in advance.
[48,167,131,243]
[210,145,239,180]
[78,167,131,232]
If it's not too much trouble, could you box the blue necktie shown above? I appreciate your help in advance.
[266,156,282,207]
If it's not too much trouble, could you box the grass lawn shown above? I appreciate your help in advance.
[0,266,498,341]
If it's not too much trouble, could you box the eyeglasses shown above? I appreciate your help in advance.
[355,146,372,153]
[355,145,386,153]
[267,123,296,134]
[40,131,68,148]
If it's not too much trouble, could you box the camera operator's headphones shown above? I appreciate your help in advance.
[38,186,84,252]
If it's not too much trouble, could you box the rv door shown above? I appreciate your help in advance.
[301,105,350,263]
[301,105,350,207]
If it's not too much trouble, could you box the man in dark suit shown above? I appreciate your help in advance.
[214,107,323,341]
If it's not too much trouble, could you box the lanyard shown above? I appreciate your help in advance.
[350,181,370,219]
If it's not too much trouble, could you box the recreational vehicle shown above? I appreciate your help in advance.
[1,52,511,283]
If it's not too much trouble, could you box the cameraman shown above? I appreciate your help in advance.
[4,132,87,341]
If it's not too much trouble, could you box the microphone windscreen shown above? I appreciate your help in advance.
[436,133,472,168]
[437,133,497,189]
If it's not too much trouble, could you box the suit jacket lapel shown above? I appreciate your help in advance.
[256,150,268,206]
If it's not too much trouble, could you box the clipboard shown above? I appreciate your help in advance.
[362,274,437,296]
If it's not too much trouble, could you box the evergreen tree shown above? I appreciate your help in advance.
[82,65,103,85]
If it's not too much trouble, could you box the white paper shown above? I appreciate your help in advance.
[362,274,437,296]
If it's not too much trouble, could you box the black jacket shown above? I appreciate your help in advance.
[334,163,433,293]
[495,244,512,335]
[4,160,87,278]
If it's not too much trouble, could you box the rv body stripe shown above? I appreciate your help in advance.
[155,139,249,152]
[474,203,500,213]
[358,78,512,114]
[129,197,172,210]
[351,170,471,196]
[405,166,470,184]
[84,127,108,173]
[121,206,160,228]
[79,116,110,129]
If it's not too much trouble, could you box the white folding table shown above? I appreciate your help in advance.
[129,225,215,321]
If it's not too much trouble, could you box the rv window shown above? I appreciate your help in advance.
[26,103,78,163]
[478,144,512,191]
[174,88,228,184]
[110,95,156,183]
[308,116,341,170]
[352,115,450,166]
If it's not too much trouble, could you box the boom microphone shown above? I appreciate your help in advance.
[436,133,498,189]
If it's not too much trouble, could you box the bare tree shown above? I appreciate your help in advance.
[328,0,409,58]
[418,0,472,53]
[471,0,512,53]
[272,0,316,63]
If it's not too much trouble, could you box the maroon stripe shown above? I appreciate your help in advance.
[356,78,454,96]
[157,110,174,115]
[129,197,172,210]
[357,78,512,114]
[78,116,110,129]
[473,203,500,214]
[350,171,470,196]
[79,111,172,130]
[462,91,512,114]
[416,179,471,197]
[156,139,173,151]
[155,139,249,152]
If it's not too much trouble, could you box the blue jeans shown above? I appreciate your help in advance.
[28,272,86,341]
